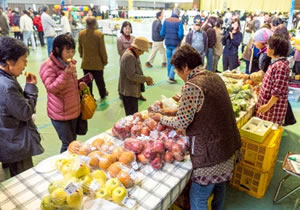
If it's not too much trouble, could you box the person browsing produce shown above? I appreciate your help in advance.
[158,44,241,210]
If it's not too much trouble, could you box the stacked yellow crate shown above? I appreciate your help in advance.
[230,127,284,198]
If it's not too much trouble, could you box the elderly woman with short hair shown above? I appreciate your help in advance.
[0,36,44,177]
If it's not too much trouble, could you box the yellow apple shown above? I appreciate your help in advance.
[61,163,73,176]
[50,188,67,206]
[66,189,83,208]
[74,164,90,178]
[40,195,55,210]
[92,170,106,182]
[105,178,121,195]
[112,186,127,205]
[56,159,69,171]
[96,188,110,200]
[80,175,93,194]
[48,180,65,194]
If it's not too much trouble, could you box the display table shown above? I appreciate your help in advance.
[0,130,193,210]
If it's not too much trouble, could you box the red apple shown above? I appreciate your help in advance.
[150,113,161,122]
[157,123,166,131]
[164,139,174,151]
[151,155,163,170]
[152,140,165,154]
[173,152,185,162]
[130,125,142,137]
[144,118,157,131]
[177,138,188,153]
[124,138,144,153]
[133,113,142,120]
[143,146,156,160]
[171,143,183,154]
[164,151,174,163]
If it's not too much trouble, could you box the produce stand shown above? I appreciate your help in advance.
[0,71,271,210]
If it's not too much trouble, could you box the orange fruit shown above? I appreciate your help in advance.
[68,141,82,154]
[78,144,91,156]
[111,147,125,161]
[88,151,102,168]
[119,152,135,165]
[99,156,112,170]
[108,162,122,178]
[117,170,133,188]
[92,138,105,150]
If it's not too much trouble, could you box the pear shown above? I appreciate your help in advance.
[74,164,90,178]
[51,188,67,206]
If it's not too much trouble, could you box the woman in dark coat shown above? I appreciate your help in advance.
[0,36,43,177]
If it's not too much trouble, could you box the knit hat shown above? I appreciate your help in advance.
[131,37,149,52]
[253,28,273,43]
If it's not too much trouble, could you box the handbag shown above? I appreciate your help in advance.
[80,87,97,120]
[11,26,20,32]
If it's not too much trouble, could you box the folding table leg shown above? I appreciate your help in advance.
[274,174,300,204]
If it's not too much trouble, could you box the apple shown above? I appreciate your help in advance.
[144,118,157,131]
[80,175,93,194]
[152,140,165,153]
[164,139,174,151]
[92,170,106,182]
[61,163,72,176]
[96,187,110,200]
[143,146,156,160]
[164,151,174,163]
[124,138,144,153]
[56,159,69,171]
[40,195,55,210]
[151,155,163,170]
[50,188,67,205]
[112,186,127,205]
[137,153,149,164]
[130,125,142,137]
[66,189,83,208]
[133,112,142,120]
[173,152,185,162]
[177,138,188,153]
[150,113,161,122]
[171,143,183,154]
[105,178,121,195]
[74,164,90,178]
[48,180,64,194]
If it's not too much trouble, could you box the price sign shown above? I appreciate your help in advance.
[64,182,79,196]
[131,161,139,170]
[122,197,136,208]
[129,169,137,179]
[80,156,91,165]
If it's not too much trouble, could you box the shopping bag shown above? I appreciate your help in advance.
[11,26,20,32]
[81,87,97,120]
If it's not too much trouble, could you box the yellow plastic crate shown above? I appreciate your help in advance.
[241,127,283,172]
[230,162,275,199]
[236,105,255,129]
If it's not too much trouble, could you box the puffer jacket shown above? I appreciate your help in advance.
[0,69,43,163]
[160,14,184,47]
[40,54,81,121]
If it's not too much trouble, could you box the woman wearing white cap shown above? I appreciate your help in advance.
[118,37,154,116]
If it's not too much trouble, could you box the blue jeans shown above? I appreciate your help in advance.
[190,181,225,210]
[206,48,214,71]
[46,37,55,56]
[245,60,250,74]
[166,46,177,80]
[23,31,36,49]
[51,118,78,153]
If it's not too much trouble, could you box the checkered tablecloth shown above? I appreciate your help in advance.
[0,130,193,210]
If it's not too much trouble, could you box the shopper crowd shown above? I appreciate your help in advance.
[0,5,299,210]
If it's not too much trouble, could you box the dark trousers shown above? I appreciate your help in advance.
[51,118,78,153]
[284,101,297,126]
[5,156,33,177]
[120,95,138,116]
[83,70,107,99]
[223,54,239,71]
[38,31,45,46]
[14,32,22,40]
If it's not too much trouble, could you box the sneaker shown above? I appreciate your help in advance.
[139,95,147,101]
[168,78,177,84]
[162,62,167,67]
[145,62,153,68]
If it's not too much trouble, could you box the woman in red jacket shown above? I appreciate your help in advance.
[33,12,44,47]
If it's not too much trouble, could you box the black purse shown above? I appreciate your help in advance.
[76,114,88,135]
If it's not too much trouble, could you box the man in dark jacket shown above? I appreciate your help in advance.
[185,19,208,63]
[160,8,184,84]
[0,9,9,36]
[145,11,166,68]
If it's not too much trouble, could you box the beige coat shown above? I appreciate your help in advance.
[78,28,108,70]
[213,28,223,56]
[242,38,253,61]
[118,49,147,98]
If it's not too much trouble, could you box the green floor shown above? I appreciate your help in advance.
[2,36,300,209]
